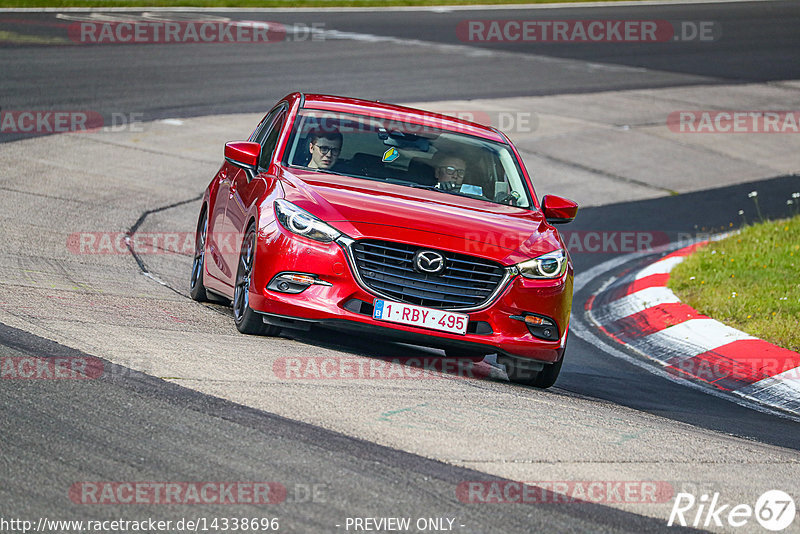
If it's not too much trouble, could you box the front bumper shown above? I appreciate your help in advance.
[249,224,572,364]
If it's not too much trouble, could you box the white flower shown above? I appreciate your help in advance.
[748,191,758,198]
[780,297,788,301]
[793,192,800,199]
[689,276,696,280]
[738,210,745,215]
[731,292,737,297]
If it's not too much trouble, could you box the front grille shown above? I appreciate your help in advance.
[351,240,507,309]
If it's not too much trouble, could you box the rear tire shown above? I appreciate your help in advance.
[190,209,209,302]
[233,224,280,336]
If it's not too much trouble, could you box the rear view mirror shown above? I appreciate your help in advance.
[542,195,578,224]
[378,128,430,151]
[224,141,261,171]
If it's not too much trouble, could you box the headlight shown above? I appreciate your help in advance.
[274,199,341,243]
[517,249,567,279]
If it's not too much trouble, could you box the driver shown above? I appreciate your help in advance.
[433,153,467,192]
[307,128,343,170]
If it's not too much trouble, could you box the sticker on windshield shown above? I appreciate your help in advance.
[382,147,400,163]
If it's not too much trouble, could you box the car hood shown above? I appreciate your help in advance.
[279,169,563,265]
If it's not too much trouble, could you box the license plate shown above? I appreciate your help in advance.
[372,299,468,335]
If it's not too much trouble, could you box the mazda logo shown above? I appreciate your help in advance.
[414,250,446,274]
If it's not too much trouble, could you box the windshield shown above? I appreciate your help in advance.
[284,109,533,209]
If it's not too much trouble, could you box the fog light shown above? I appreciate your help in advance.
[284,273,317,285]
[510,313,559,341]
[524,316,546,326]
[267,272,332,294]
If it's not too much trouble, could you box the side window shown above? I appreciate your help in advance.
[258,112,287,170]
[249,109,278,144]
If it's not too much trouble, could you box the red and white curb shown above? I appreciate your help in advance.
[585,241,800,417]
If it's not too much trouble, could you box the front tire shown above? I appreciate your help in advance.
[500,341,565,389]
[530,355,563,388]
[233,224,280,336]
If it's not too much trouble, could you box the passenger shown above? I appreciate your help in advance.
[307,128,343,170]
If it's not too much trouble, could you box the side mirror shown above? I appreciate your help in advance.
[542,195,578,224]
[224,141,261,172]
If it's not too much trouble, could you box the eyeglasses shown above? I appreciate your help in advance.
[439,166,466,178]
[315,144,341,156]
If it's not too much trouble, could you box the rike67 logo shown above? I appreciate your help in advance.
[668,490,796,531]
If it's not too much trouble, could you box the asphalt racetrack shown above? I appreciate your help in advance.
[1,2,800,533]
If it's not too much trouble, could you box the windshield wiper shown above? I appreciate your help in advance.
[382,177,438,190]
[407,183,440,191]
[388,179,466,195]
[411,183,476,198]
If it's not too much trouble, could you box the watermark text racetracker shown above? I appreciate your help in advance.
[1,356,103,379]
[668,111,800,133]
[69,21,324,44]
[68,231,197,255]
[67,230,676,256]
[668,355,800,384]
[464,230,671,254]
[273,356,492,381]
[298,109,538,135]
[70,481,285,505]
[457,20,720,43]
[0,110,142,135]
[69,481,326,504]
[458,480,674,504]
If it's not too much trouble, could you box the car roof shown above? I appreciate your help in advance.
[299,93,506,143]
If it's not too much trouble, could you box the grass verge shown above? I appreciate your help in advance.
[668,215,800,352]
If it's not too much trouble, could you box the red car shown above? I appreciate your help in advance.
[190,93,577,387]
